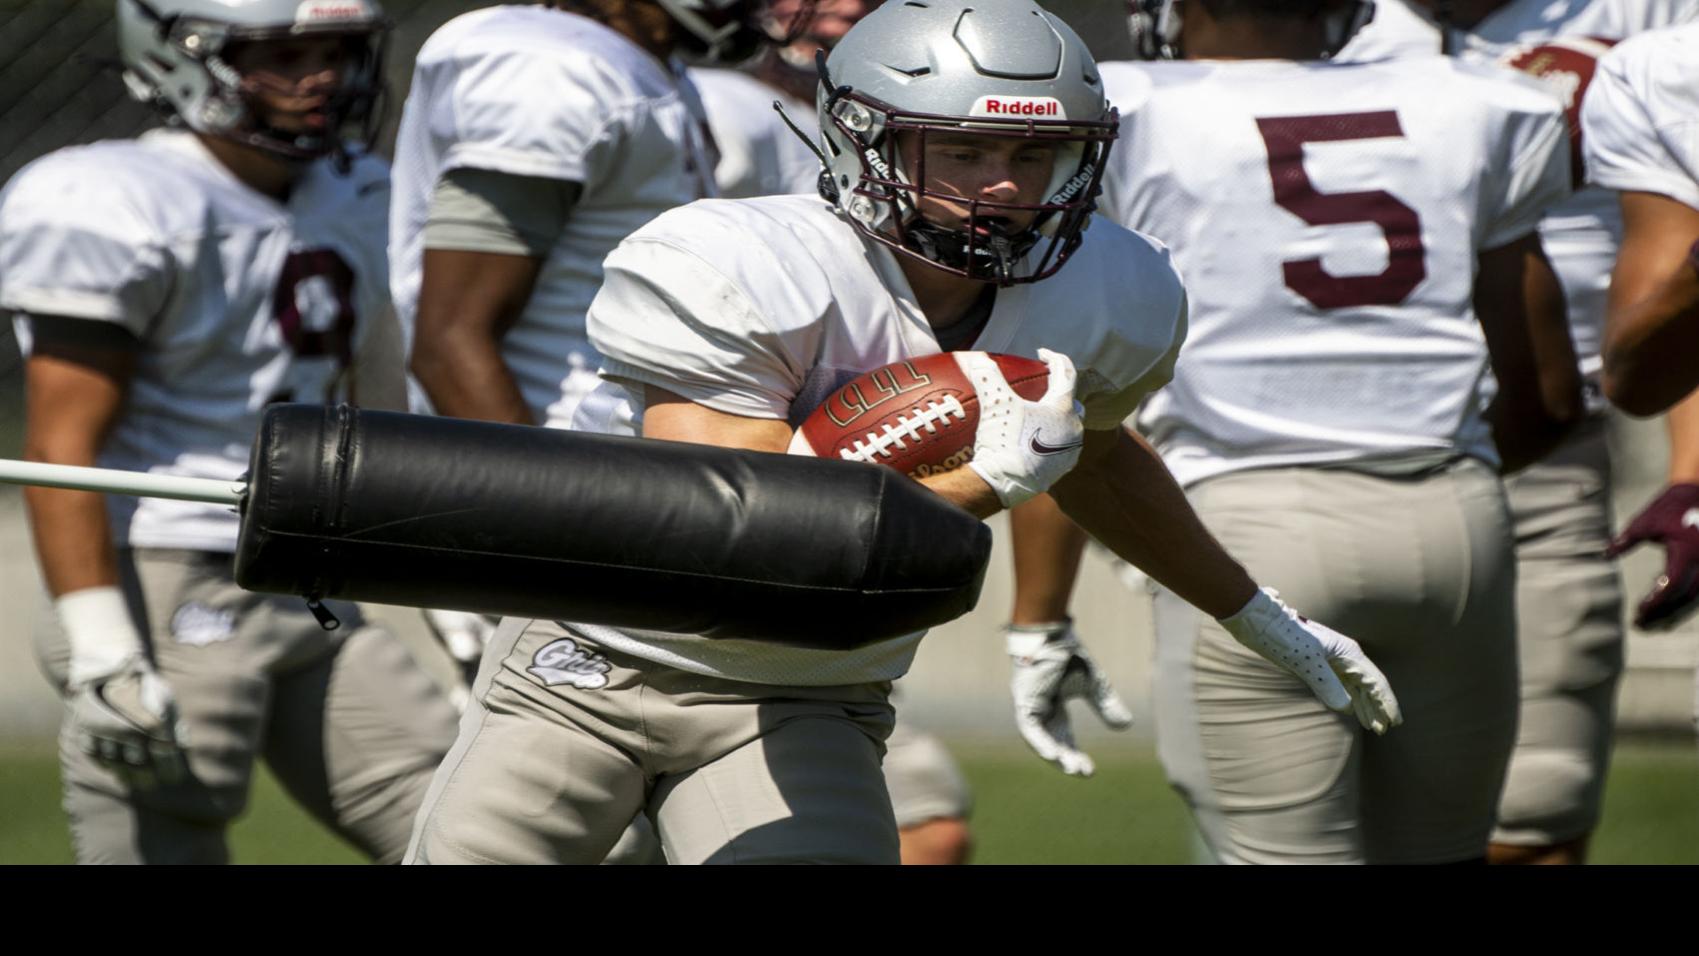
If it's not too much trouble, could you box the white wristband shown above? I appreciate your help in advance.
[57,586,146,688]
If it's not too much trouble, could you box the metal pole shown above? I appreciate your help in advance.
[0,459,245,506]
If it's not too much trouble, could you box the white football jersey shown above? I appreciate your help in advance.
[688,68,821,198]
[1583,23,1699,211]
[1336,0,1443,61]
[1100,58,1569,488]
[572,194,1186,686]
[1343,0,1696,61]
[1340,0,1699,382]
[0,129,391,550]
[389,5,719,423]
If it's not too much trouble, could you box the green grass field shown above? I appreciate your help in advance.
[1,737,1693,864]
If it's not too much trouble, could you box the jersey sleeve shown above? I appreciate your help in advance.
[588,233,815,420]
[1478,75,1572,249]
[1080,287,1188,430]
[430,43,620,188]
[0,155,171,332]
[1583,33,1699,211]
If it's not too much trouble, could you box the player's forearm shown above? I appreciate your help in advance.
[1663,388,1699,483]
[1008,494,1088,626]
[919,467,1001,519]
[1475,234,1583,472]
[1049,428,1255,620]
[21,434,123,598]
[21,347,132,597]
[414,246,545,424]
[1602,268,1699,415]
[409,328,536,425]
[1486,392,1577,474]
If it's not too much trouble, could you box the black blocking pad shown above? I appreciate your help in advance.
[234,405,992,649]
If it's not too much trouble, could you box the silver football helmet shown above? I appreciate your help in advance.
[657,0,816,64]
[1127,0,1376,60]
[116,0,387,165]
[815,0,1116,285]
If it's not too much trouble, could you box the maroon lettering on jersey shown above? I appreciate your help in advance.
[1255,112,1427,310]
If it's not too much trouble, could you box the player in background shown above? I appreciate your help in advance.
[404,0,1399,866]
[1583,22,1699,734]
[1014,0,1581,864]
[687,0,843,199]
[389,0,811,866]
[1338,0,1694,59]
[1107,0,1695,865]
[690,0,976,868]
[1344,0,1697,865]
[0,0,460,864]
[388,1,802,672]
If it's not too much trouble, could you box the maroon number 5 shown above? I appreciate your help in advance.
[1255,112,1425,309]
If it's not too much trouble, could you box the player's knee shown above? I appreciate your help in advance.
[1497,750,1602,847]
[899,816,973,865]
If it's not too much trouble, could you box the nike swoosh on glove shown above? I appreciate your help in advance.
[1219,587,1402,734]
[963,348,1086,509]
[1605,483,1699,630]
[1006,621,1134,776]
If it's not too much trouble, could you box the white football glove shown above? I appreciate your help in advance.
[1006,620,1133,777]
[1219,587,1403,735]
[58,587,188,788]
[964,348,1086,509]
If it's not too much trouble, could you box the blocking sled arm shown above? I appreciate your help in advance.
[231,404,991,648]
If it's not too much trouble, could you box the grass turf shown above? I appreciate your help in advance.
[0,737,1692,864]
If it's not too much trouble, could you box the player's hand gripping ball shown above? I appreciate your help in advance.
[1500,36,1618,190]
[788,351,1050,479]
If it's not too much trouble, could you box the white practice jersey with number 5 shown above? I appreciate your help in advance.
[1583,23,1699,213]
[1100,57,1570,488]
[1339,0,1699,398]
[0,129,391,551]
[574,193,1187,685]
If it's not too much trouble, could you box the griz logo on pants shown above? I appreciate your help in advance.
[528,636,612,689]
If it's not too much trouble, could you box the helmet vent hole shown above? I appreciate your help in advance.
[146,53,174,73]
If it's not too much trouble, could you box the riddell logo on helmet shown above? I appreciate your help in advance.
[296,0,369,22]
[970,96,1066,119]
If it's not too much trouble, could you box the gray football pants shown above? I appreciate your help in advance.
[1154,460,1519,864]
[406,619,899,864]
[1495,415,1624,846]
[36,549,461,864]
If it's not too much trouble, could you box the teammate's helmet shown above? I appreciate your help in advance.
[1127,0,1376,60]
[656,0,816,64]
[116,0,387,165]
[815,0,1116,285]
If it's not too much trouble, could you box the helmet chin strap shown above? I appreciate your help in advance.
[906,216,1034,285]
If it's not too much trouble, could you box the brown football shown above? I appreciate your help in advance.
[789,352,1050,479]
[1500,36,1619,189]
